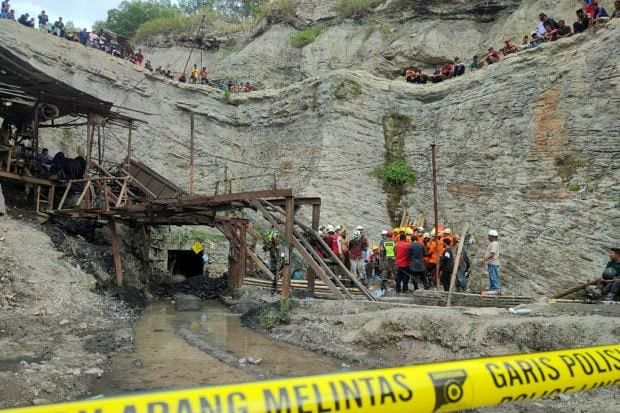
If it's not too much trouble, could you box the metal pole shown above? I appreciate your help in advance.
[126,120,132,172]
[189,112,195,195]
[182,15,206,75]
[431,144,440,289]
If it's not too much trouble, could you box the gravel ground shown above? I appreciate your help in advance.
[0,213,136,408]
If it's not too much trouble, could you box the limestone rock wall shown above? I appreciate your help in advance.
[0,18,617,296]
[142,0,581,88]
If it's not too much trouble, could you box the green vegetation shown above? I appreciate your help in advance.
[335,0,382,18]
[555,153,587,181]
[259,299,293,329]
[222,89,231,103]
[94,0,180,38]
[255,0,296,21]
[375,160,416,186]
[188,227,227,242]
[364,22,376,40]
[291,25,324,48]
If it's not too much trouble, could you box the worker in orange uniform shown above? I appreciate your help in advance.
[425,234,443,288]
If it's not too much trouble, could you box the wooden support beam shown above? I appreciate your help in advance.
[189,113,195,195]
[109,219,123,287]
[291,238,345,299]
[307,203,321,295]
[47,186,55,212]
[75,180,92,207]
[281,196,294,299]
[446,223,470,307]
[247,248,276,280]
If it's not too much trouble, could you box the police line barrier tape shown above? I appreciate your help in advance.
[3,344,619,413]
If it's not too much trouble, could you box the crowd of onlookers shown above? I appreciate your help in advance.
[1,0,143,62]
[153,64,257,93]
[404,1,620,84]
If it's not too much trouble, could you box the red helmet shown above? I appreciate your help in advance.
[386,230,394,237]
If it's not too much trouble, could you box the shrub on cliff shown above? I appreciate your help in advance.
[375,160,416,186]
[335,0,383,18]
[291,25,324,48]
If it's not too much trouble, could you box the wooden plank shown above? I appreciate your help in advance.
[75,180,92,207]
[57,180,73,210]
[262,200,376,302]
[446,223,470,307]
[252,199,353,299]
[281,196,294,299]
[109,219,123,287]
[292,238,345,300]
[247,249,276,281]
[0,170,61,186]
[307,203,321,295]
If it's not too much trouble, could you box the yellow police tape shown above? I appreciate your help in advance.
[4,344,619,413]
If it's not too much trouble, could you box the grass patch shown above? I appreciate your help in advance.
[364,22,376,40]
[335,0,383,18]
[256,0,296,21]
[258,299,293,329]
[133,10,250,44]
[222,89,231,103]
[291,25,324,48]
[375,160,416,187]
[555,154,587,182]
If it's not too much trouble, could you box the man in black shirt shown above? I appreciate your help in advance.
[573,9,590,34]
[439,238,455,292]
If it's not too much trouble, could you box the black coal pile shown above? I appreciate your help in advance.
[150,275,228,300]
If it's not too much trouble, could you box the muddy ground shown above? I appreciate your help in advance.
[0,212,136,408]
[0,204,618,411]
[234,287,620,413]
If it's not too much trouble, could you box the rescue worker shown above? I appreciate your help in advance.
[439,238,455,291]
[425,233,443,288]
[603,247,620,301]
[395,233,410,293]
[369,245,384,289]
[381,230,396,283]
[332,226,343,260]
[456,242,472,292]
[408,234,427,290]
[483,229,500,293]
[357,225,370,278]
[322,225,335,257]
[348,230,365,282]
[264,225,280,291]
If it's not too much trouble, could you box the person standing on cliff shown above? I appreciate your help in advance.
[482,229,500,293]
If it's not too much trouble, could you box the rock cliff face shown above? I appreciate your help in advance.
[0,11,618,295]
[141,0,584,88]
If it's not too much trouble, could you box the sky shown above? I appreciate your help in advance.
[10,0,124,30]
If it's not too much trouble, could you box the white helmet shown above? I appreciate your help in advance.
[335,225,342,231]
[381,230,388,235]
[488,229,499,237]
[356,225,364,230]
[423,232,430,238]
[353,230,361,239]
[417,227,424,232]
[444,228,452,234]
[326,224,335,232]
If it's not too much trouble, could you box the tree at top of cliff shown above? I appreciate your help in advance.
[93,0,180,38]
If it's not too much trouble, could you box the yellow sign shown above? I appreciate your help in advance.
[191,242,203,255]
[2,345,618,413]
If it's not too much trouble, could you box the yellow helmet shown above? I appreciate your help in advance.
[405,227,414,235]
[372,244,379,250]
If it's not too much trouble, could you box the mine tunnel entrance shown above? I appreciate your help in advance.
[167,250,204,277]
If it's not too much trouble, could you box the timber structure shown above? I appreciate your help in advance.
[0,41,375,301]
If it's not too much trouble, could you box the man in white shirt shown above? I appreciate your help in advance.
[484,229,500,292]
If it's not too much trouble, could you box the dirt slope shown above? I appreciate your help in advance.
[0,213,134,408]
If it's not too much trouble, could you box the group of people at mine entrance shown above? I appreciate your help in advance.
[314,224,501,295]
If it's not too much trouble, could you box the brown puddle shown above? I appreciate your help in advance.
[91,301,343,395]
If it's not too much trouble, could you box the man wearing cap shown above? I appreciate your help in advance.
[357,225,370,279]
[483,230,500,292]
[603,247,620,301]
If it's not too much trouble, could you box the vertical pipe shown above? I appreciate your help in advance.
[189,112,195,195]
[109,218,123,287]
[431,144,440,289]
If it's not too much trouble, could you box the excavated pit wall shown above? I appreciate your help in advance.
[0,19,617,296]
